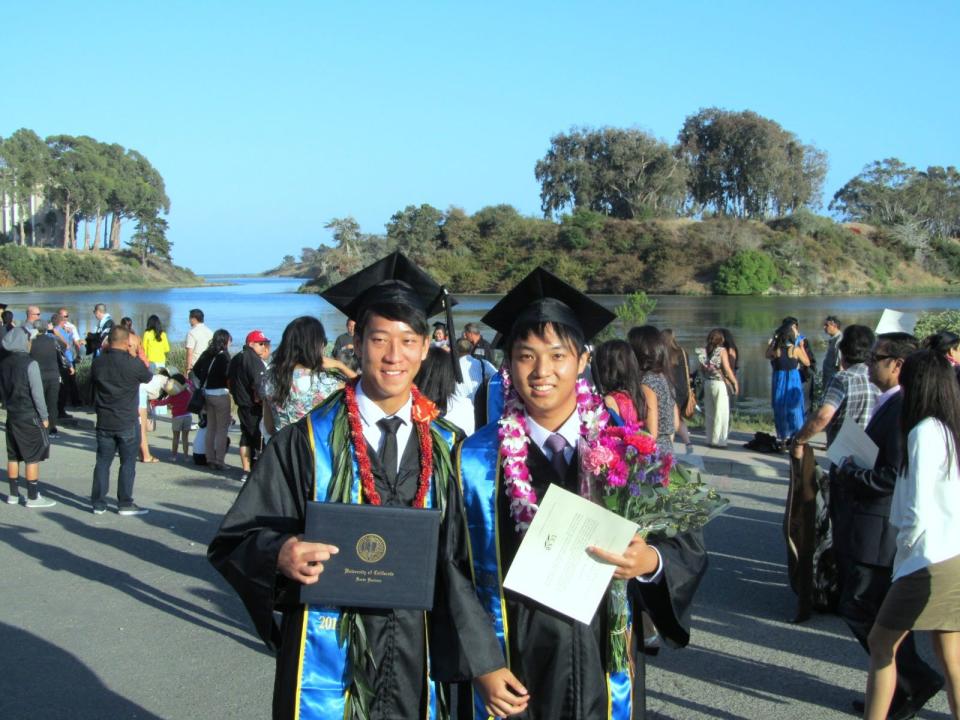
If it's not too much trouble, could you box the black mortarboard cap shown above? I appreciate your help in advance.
[321,251,463,381]
[321,251,456,321]
[481,267,616,348]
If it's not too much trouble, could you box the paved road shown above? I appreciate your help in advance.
[0,411,950,719]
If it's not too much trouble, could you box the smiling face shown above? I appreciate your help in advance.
[508,323,588,431]
[356,313,430,414]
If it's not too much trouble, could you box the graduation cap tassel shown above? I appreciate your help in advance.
[443,287,463,384]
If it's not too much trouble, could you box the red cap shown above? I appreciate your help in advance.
[246,330,270,344]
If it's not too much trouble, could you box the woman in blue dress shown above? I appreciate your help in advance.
[767,322,810,442]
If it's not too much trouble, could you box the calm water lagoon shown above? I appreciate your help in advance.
[6,277,959,407]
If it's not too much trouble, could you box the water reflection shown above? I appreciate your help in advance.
[5,278,959,404]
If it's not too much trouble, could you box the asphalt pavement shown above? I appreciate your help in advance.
[0,410,951,719]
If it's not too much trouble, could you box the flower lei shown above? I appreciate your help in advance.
[498,366,609,532]
[343,378,438,508]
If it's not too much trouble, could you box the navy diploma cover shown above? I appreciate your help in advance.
[300,502,441,610]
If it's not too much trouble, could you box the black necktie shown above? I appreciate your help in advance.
[545,433,569,478]
[377,417,404,487]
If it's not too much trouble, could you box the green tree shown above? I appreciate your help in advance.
[829,158,918,227]
[536,127,688,220]
[678,108,827,218]
[128,216,171,266]
[384,204,443,264]
[713,249,778,294]
[1,129,50,246]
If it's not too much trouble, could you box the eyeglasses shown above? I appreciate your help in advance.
[868,353,896,363]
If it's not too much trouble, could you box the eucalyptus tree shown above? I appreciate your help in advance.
[1,129,50,246]
[535,127,687,219]
[677,108,826,218]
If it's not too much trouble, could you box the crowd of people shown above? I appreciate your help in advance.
[2,271,959,719]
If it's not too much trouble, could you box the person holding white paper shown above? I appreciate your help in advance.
[834,333,943,718]
[457,267,707,720]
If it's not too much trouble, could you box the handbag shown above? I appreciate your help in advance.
[187,355,216,415]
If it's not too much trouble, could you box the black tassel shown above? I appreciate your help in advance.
[443,287,463,384]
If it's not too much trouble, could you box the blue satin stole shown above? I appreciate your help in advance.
[292,399,454,720]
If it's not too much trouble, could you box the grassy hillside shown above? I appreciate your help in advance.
[0,245,204,289]
[273,210,960,296]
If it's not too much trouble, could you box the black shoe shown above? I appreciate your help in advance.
[896,678,945,719]
[48,428,58,436]
[850,687,917,719]
[92,503,107,515]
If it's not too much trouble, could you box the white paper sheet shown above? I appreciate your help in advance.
[875,309,917,335]
[826,414,879,469]
[502,484,638,624]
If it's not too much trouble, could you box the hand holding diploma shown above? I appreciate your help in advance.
[277,535,339,585]
[473,667,529,718]
[588,533,661,580]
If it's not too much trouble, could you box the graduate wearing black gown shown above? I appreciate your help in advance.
[457,268,708,720]
[208,254,506,720]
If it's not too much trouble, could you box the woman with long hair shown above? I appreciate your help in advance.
[661,329,694,451]
[923,330,960,366]
[628,325,677,454]
[414,346,457,414]
[697,328,739,448]
[261,316,356,438]
[864,350,960,719]
[194,329,233,470]
[142,314,170,369]
[768,322,810,443]
[593,339,646,425]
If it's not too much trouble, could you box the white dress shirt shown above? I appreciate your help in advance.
[526,409,663,582]
[891,417,960,580]
[355,380,413,474]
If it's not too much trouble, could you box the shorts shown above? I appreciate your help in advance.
[5,416,50,463]
[171,415,192,432]
[237,406,262,448]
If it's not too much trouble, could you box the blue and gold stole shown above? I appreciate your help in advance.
[458,421,633,720]
[292,396,456,720]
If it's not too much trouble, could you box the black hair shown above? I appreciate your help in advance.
[719,328,739,370]
[146,314,164,342]
[838,324,875,366]
[267,316,329,408]
[921,330,960,355]
[772,322,797,350]
[876,332,918,360]
[825,315,841,326]
[210,328,232,355]
[120,317,134,331]
[414,346,456,413]
[594,340,646,420]
[782,316,799,327]
[356,302,429,339]
[504,320,585,359]
[189,308,204,323]
[899,349,960,473]
[1,310,12,325]
[171,373,187,385]
[627,325,666,374]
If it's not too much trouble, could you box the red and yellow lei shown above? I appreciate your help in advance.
[342,378,439,508]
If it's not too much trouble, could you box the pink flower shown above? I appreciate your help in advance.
[607,459,629,488]
[584,444,616,475]
[625,433,657,457]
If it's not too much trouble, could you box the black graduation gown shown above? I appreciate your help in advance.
[495,443,707,720]
[208,415,504,720]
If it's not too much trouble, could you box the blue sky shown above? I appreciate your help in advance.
[2,1,957,273]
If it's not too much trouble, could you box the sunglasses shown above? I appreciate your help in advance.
[868,353,896,363]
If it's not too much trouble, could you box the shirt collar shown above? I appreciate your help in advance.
[355,379,412,429]
[872,385,901,418]
[526,408,581,452]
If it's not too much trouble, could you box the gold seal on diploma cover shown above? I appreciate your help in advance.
[356,533,387,563]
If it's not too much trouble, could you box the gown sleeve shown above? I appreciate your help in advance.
[429,463,507,682]
[207,421,315,650]
[629,528,708,648]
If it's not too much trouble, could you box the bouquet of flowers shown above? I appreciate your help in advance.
[580,422,728,672]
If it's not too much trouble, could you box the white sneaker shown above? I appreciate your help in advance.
[25,495,57,509]
[6,493,21,505]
